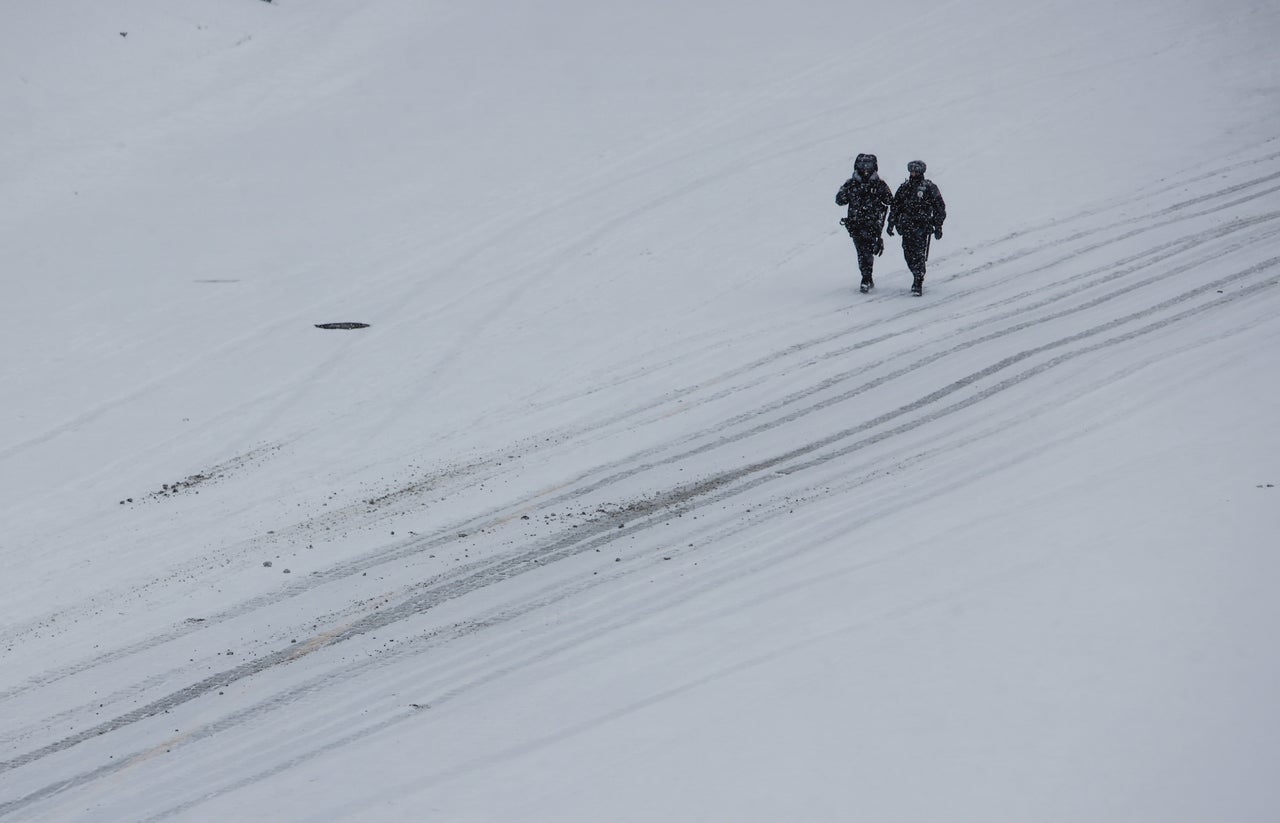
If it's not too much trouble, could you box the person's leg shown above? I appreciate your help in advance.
[853,234,875,287]
[904,230,928,278]
[904,230,927,294]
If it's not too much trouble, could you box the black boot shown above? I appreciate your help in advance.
[860,275,874,293]
[911,275,923,296]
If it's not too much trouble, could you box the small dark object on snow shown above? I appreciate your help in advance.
[120,32,128,38]
[315,322,370,330]
[263,561,273,567]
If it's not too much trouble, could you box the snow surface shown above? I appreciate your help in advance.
[3,0,1280,820]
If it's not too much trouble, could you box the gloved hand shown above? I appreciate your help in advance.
[933,226,943,239]
[886,222,895,236]
[873,237,884,256]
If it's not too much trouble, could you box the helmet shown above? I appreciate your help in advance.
[854,153,879,176]
[907,160,927,174]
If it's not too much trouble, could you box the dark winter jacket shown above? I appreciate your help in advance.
[835,172,892,233]
[888,177,946,233]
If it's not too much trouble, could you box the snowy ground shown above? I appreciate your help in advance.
[3,1,1280,820]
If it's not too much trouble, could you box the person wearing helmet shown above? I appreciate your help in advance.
[835,153,893,293]
[887,160,946,295]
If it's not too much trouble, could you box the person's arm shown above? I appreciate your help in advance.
[877,181,892,229]
[886,184,902,234]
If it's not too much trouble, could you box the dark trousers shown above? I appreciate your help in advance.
[849,231,879,279]
[900,228,931,278]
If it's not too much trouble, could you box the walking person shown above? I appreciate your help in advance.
[887,160,946,295]
[835,153,893,293]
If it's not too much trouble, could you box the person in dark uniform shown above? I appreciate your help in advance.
[887,160,946,295]
[835,153,893,293]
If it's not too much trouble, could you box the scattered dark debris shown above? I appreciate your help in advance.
[263,561,273,568]
[314,322,369,330]
[123,444,280,505]
[161,474,210,495]
[283,568,291,574]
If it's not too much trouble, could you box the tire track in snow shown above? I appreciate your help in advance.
[109,290,1280,823]
[960,145,1280,253]
[3,252,1276,818]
